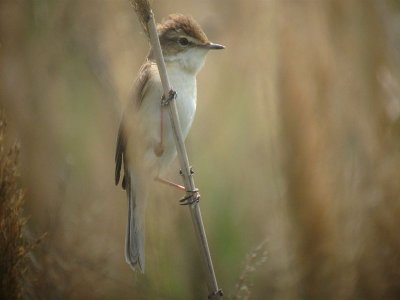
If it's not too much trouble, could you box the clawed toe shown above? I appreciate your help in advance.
[179,189,200,205]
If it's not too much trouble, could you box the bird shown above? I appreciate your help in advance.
[115,14,224,272]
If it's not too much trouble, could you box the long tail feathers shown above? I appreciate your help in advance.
[125,174,145,273]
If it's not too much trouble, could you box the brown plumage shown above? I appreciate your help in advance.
[115,60,155,189]
[158,14,209,44]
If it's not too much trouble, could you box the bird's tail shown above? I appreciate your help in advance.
[125,173,146,272]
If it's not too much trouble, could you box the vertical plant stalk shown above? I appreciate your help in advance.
[131,1,223,299]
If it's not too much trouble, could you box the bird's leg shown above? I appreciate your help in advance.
[154,106,165,157]
[154,176,185,191]
[154,175,200,205]
[155,165,199,205]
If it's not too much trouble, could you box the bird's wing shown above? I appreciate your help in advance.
[114,123,126,187]
[115,60,154,189]
[135,60,154,107]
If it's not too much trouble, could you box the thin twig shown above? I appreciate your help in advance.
[131,1,223,299]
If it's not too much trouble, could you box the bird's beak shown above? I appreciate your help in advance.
[204,42,225,50]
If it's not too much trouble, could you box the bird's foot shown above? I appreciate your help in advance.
[179,188,200,206]
[161,89,177,106]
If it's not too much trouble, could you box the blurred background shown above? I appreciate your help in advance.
[1,0,400,299]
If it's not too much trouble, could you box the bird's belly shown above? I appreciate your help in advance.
[141,70,197,173]
[169,72,197,138]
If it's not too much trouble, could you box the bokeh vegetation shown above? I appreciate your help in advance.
[0,112,27,300]
[1,0,400,299]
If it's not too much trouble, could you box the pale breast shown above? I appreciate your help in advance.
[139,63,197,173]
[168,65,197,137]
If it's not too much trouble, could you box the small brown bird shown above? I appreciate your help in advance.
[115,14,224,272]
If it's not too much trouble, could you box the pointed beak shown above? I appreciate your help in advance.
[205,42,225,50]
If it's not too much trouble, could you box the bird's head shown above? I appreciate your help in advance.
[155,14,224,74]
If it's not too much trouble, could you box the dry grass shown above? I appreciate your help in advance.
[231,241,267,300]
[275,1,400,299]
[0,111,26,300]
[130,0,152,36]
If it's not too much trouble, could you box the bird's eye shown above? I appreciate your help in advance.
[178,37,189,46]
